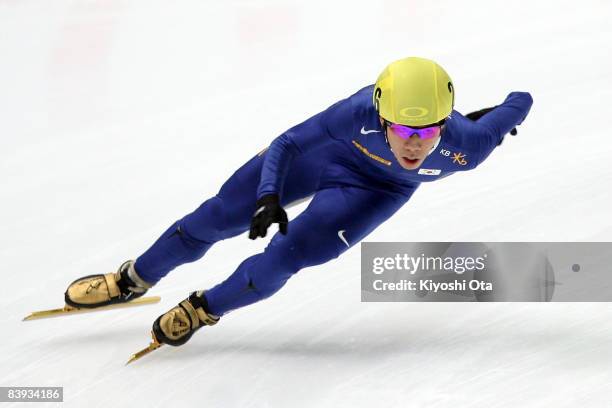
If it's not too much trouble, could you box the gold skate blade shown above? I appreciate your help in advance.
[126,332,163,365]
[22,296,162,321]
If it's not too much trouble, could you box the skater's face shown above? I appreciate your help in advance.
[381,118,442,170]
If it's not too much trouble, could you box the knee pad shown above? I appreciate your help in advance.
[180,196,227,243]
[173,222,211,250]
[267,226,343,271]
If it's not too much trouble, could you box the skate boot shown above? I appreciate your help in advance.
[152,290,219,346]
[64,260,152,309]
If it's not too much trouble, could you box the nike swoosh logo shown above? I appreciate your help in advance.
[360,126,381,135]
[338,230,349,247]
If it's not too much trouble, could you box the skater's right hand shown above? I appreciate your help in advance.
[249,193,288,239]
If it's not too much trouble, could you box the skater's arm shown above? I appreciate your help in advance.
[472,91,533,164]
[257,98,353,199]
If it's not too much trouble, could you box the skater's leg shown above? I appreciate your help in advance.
[204,184,417,316]
[134,147,331,284]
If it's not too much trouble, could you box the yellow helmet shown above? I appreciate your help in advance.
[373,57,454,127]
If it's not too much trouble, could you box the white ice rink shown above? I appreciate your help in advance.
[2,0,612,406]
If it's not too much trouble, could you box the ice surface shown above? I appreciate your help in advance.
[1,0,612,407]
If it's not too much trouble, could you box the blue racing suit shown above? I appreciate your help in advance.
[134,85,533,316]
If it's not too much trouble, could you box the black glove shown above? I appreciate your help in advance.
[249,194,288,239]
[465,106,518,136]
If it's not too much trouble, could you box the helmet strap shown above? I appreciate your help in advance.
[428,131,442,156]
[382,122,392,150]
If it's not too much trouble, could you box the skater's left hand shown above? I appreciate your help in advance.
[249,194,288,239]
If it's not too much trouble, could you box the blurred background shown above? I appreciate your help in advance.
[1,1,611,407]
